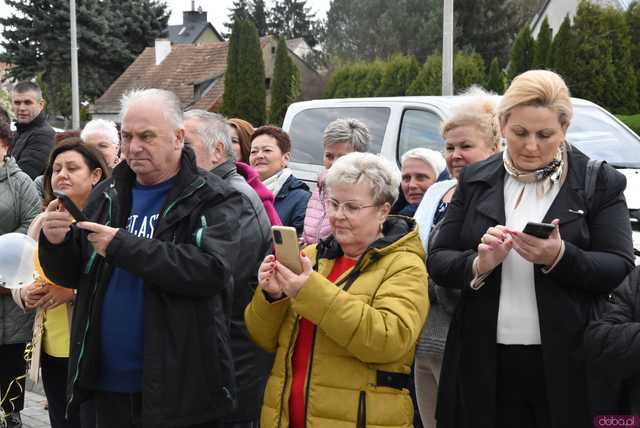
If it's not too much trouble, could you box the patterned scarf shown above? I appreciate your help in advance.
[503,143,568,197]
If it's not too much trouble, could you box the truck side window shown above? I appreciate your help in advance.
[289,107,391,165]
[397,109,444,163]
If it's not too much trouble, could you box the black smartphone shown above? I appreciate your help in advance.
[522,221,555,239]
[53,191,88,222]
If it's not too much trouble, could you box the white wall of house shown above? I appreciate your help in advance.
[531,0,627,37]
[531,0,579,37]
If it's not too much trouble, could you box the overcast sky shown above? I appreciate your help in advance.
[0,0,331,38]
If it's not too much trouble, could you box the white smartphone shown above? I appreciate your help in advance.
[272,226,303,274]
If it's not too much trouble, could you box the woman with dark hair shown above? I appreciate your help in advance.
[0,112,40,428]
[250,125,310,234]
[228,118,255,164]
[12,137,108,428]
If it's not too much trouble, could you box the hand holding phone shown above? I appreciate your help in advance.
[53,191,88,222]
[522,221,556,239]
[272,226,303,274]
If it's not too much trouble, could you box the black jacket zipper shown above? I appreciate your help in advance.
[357,390,367,428]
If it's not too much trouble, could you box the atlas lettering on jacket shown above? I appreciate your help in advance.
[127,214,159,238]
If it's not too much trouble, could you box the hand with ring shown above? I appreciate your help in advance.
[34,284,75,311]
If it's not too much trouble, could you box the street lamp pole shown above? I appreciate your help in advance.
[70,0,80,129]
[442,0,454,95]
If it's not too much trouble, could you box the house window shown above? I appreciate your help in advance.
[265,78,271,89]
[271,46,276,54]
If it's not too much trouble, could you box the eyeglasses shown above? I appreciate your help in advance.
[323,198,378,218]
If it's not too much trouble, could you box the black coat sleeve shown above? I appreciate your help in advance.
[17,131,55,179]
[585,268,640,378]
[547,165,634,294]
[427,170,477,290]
[105,192,242,298]
[38,227,84,288]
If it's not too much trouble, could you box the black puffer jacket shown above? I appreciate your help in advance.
[10,112,55,179]
[585,267,640,414]
[39,148,243,427]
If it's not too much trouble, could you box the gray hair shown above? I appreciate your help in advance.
[325,152,400,205]
[120,88,183,130]
[401,148,446,178]
[81,119,119,145]
[323,118,370,152]
[184,109,234,159]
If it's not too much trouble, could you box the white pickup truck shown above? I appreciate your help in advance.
[282,96,640,262]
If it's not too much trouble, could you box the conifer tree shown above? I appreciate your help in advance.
[407,54,442,96]
[507,25,535,81]
[225,0,253,34]
[626,2,640,108]
[376,54,419,97]
[486,57,504,94]
[0,0,167,119]
[222,20,266,125]
[549,15,576,86]
[269,0,318,47]
[571,2,617,111]
[252,0,270,36]
[270,37,299,125]
[602,6,638,113]
[454,51,485,93]
[533,17,552,69]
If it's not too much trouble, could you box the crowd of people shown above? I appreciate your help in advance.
[0,69,638,428]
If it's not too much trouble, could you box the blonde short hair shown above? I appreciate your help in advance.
[442,86,500,150]
[498,70,572,131]
[325,152,401,205]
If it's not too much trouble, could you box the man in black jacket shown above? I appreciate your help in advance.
[585,266,640,415]
[10,81,55,179]
[39,89,242,428]
[184,110,273,428]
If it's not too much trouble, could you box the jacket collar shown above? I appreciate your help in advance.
[107,146,206,228]
[466,148,590,226]
[276,174,309,199]
[211,159,236,180]
[465,153,507,225]
[112,145,201,193]
[15,110,47,133]
[316,216,419,260]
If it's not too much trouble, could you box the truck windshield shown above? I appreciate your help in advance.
[568,106,640,168]
[288,107,390,165]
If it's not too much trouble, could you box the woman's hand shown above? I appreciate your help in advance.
[272,253,313,299]
[34,284,75,311]
[20,282,46,309]
[476,225,513,275]
[258,255,284,299]
[42,199,74,245]
[510,219,562,267]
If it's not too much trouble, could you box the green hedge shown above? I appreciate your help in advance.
[617,114,640,135]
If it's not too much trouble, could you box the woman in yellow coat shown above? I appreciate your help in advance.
[245,152,429,428]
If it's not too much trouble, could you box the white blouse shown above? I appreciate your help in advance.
[496,175,561,345]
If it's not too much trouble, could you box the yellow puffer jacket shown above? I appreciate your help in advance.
[245,216,429,428]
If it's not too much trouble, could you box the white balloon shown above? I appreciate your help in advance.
[0,233,36,289]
